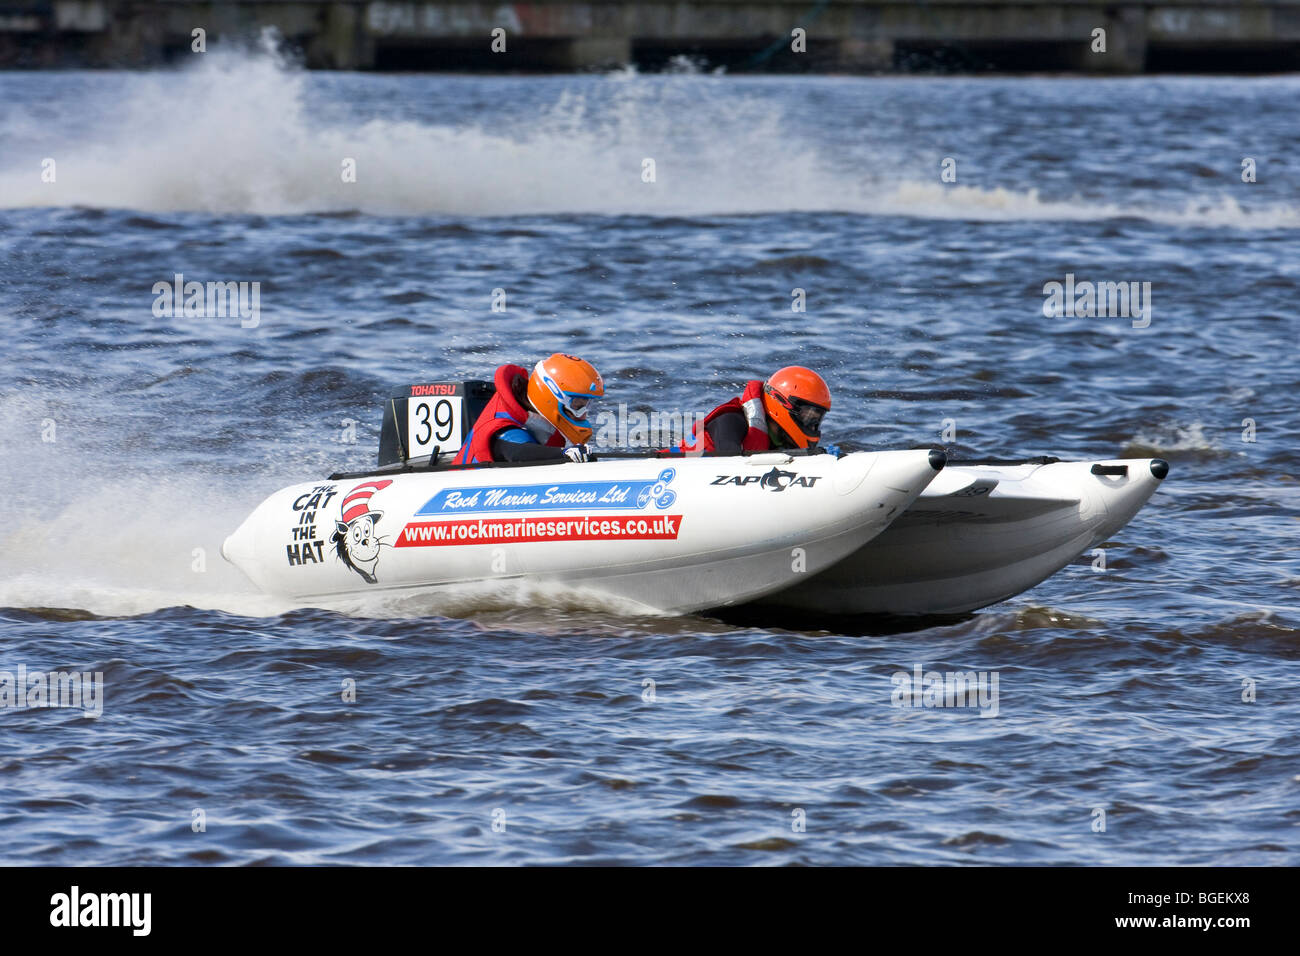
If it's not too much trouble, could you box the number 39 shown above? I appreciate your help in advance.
[414,399,455,445]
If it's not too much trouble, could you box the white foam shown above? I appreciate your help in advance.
[0,465,670,620]
[328,577,668,621]
[866,182,1300,230]
[1122,421,1243,460]
[0,382,678,620]
[1,37,1296,229]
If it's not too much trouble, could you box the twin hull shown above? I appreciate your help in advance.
[222,450,943,614]
[764,457,1168,615]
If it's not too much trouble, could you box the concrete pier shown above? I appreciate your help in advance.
[1,1,1297,72]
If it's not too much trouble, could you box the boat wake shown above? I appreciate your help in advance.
[0,469,669,621]
[0,38,1295,230]
[0,451,670,624]
[327,578,669,621]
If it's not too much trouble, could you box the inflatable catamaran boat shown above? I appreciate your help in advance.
[758,455,1169,616]
[222,380,1167,616]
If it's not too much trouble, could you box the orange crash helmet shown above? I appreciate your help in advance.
[527,353,605,444]
[762,366,832,448]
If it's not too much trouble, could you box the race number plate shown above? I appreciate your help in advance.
[406,391,463,459]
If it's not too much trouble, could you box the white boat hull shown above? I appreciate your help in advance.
[757,458,1168,616]
[222,449,943,614]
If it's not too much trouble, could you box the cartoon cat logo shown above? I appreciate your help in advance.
[332,480,393,584]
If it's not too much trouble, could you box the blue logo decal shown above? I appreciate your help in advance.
[417,469,678,515]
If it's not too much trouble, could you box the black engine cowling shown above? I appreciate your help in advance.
[377,380,494,467]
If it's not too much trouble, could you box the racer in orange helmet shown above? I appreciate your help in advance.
[680,366,834,455]
[453,353,604,465]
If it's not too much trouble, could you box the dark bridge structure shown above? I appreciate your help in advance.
[3,1,1299,71]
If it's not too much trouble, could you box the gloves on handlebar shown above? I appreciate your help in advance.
[564,444,592,463]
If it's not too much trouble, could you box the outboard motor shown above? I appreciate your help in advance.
[377,381,494,467]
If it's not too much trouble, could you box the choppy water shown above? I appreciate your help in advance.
[1,45,1297,864]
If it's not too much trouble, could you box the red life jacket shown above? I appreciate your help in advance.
[679,380,771,454]
[454,364,565,465]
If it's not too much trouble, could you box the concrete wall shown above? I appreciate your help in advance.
[1,1,1298,71]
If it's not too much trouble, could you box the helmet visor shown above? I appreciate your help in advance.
[556,393,597,429]
[563,394,593,420]
[789,397,827,438]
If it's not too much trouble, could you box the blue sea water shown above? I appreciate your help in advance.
[0,49,1297,864]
